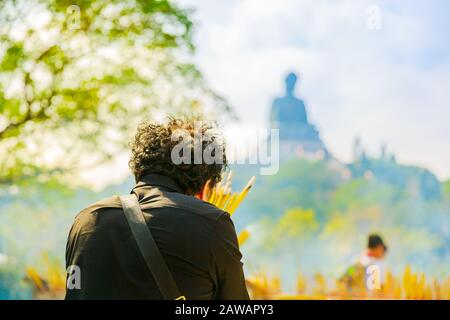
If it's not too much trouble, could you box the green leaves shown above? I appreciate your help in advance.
[275,207,319,239]
[55,87,100,121]
[0,93,22,120]
[1,44,25,71]
[0,0,222,185]
[39,45,68,73]
[443,180,450,201]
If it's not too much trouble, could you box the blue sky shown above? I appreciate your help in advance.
[177,0,450,180]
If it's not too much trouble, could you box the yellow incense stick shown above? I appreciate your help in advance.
[214,185,223,205]
[229,176,256,214]
[238,230,250,246]
[218,187,231,208]
[208,188,217,204]
[203,179,211,201]
[224,193,238,212]
[214,185,224,206]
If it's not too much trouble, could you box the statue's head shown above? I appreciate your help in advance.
[285,72,298,96]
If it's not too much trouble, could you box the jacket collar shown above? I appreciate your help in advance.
[132,173,184,194]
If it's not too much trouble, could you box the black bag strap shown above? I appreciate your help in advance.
[119,194,185,300]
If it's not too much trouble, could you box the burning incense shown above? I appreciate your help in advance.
[200,172,255,215]
[198,172,255,247]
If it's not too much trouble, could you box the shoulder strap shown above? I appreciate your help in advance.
[119,194,185,300]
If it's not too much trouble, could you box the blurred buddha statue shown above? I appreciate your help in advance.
[270,72,327,158]
[271,72,308,127]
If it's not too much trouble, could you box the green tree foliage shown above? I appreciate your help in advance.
[236,158,449,276]
[330,178,406,212]
[255,206,319,255]
[0,0,227,184]
[266,207,319,249]
[443,180,450,201]
[275,207,318,239]
[244,159,342,220]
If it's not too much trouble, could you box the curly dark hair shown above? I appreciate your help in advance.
[129,117,227,195]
